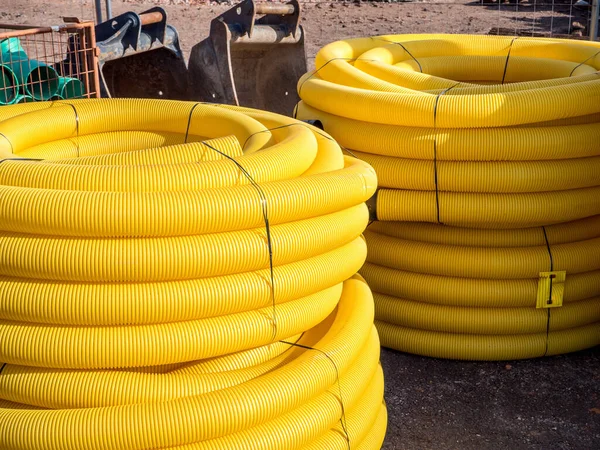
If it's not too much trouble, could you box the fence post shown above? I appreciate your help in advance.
[105,0,113,20]
[94,0,104,24]
[591,0,600,41]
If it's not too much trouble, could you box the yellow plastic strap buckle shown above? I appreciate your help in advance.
[536,271,566,309]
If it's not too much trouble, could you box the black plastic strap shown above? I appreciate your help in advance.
[280,340,351,449]
[569,50,600,77]
[541,226,554,272]
[371,36,422,73]
[184,102,212,143]
[432,84,459,224]
[541,226,554,356]
[200,140,277,336]
[63,103,81,157]
[340,146,358,158]
[501,37,519,85]
[297,57,361,98]
[0,132,14,154]
[242,122,333,153]
[294,54,381,120]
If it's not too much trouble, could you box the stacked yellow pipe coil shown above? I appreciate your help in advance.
[0,99,386,448]
[296,34,600,360]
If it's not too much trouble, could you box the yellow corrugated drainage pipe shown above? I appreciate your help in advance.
[296,34,600,360]
[0,99,386,449]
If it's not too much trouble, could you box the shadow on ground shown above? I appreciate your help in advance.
[380,346,600,449]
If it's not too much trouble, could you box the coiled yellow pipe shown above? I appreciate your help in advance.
[297,34,600,360]
[0,99,385,448]
[363,221,600,359]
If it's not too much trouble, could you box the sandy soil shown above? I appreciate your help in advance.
[1,0,592,68]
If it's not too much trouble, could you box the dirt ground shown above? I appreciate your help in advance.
[2,0,600,449]
[381,348,600,449]
[1,0,592,68]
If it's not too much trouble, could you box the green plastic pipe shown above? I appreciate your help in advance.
[0,37,23,55]
[58,77,85,99]
[0,64,18,104]
[1,37,60,101]
[13,94,33,104]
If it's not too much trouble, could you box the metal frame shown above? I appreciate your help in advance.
[95,0,113,24]
[0,20,101,104]
[591,0,599,40]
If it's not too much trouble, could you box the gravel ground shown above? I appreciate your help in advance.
[380,347,600,449]
[2,1,599,449]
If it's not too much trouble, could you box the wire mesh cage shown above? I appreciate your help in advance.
[0,20,100,105]
[477,0,596,39]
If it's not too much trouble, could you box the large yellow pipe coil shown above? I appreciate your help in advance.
[296,34,600,360]
[0,99,386,448]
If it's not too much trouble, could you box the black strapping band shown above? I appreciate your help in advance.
[0,132,14,154]
[199,109,349,441]
[184,103,203,143]
[183,102,223,143]
[541,226,554,272]
[371,37,423,73]
[501,37,518,85]
[200,139,278,337]
[569,50,600,77]
[63,103,81,157]
[297,57,364,99]
[293,56,380,119]
[298,37,421,106]
[340,146,358,158]
[432,84,459,224]
[541,226,553,357]
[242,122,333,153]
[280,340,351,449]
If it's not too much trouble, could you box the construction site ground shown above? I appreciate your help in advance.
[3,0,600,448]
